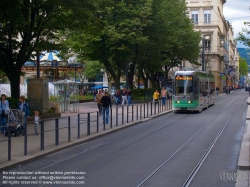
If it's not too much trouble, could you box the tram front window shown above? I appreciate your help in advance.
[175,75,193,96]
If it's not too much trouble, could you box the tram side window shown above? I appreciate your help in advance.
[209,82,215,94]
[200,82,208,96]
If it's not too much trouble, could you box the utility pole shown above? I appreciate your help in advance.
[202,37,205,71]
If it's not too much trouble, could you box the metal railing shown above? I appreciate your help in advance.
[0,99,172,161]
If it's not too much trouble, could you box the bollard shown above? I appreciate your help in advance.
[132,105,134,121]
[87,113,90,135]
[110,108,112,128]
[55,118,59,146]
[40,121,44,150]
[24,123,27,156]
[127,105,129,123]
[154,102,156,115]
[151,102,152,116]
[68,117,71,142]
[122,106,124,125]
[97,112,99,132]
[103,112,106,130]
[147,102,149,117]
[158,101,160,113]
[136,105,138,120]
[116,107,118,126]
[8,125,11,161]
[144,104,145,119]
[78,114,80,139]
[140,105,142,120]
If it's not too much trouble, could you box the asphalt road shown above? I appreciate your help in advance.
[0,90,248,187]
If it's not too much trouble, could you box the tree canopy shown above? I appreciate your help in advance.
[0,0,94,98]
[237,21,250,47]
[239,57,248,77]
[60,0,200,89]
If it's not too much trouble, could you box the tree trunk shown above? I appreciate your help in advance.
[114,68,121,90]
[114,76,120,90]
[143,78,148,88]
[9,69,21,99]
[128,64,135,89]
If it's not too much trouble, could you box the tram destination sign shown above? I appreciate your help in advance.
[175,76,193,81]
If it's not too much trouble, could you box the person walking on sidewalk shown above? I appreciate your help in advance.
[114,89,121,106]
[32,111,40,135]
[101,91,112,124]
[161,87,167,105]
[216,86,220,96]
[93,89,98,102]
[121,88,128,105]
[153,90,160,106]
[96,89,104,116]
[127,89,132,105]
[17,95,30,134]
[0,94,9,134]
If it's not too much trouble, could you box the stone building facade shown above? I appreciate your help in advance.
[178,0,240,91]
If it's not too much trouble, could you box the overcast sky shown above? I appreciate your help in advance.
[223,0,250,48]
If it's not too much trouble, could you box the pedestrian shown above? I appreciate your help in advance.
[101,91,112,124]
[18,95,30,134]
[121,88,128,105]
[161,87,167,105]
[153,90,160,106]
[216,86,220,96]
[114,89,121,106]
[127,89,132,105]
[226,86,229,95]
[33,111,40,135]
[93,89,98,102]
[0,94,9,134]
[96,89,104,116]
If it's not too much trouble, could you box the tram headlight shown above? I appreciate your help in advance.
[176,101,180,103]
[188,101,192,104]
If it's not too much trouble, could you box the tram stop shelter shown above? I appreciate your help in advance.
[52,79,80,112]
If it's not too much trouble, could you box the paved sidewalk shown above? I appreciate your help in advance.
[0,100,172,170]
[235,97,250,187]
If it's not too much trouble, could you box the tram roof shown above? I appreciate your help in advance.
[174,70,213,76]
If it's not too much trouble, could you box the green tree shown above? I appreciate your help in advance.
[84,61,105,80]
[239,57,248,76]
[0,0,94,98]
[60,0,153,89]
[238,22,250,47]
[137,0,200,87]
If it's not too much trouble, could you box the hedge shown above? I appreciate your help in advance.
[120,88,161,100]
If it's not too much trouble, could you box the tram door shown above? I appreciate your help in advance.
[199,81,206,108]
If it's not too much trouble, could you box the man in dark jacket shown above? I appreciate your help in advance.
[101,91,112,124]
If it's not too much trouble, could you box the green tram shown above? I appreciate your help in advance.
[172,71,215,112]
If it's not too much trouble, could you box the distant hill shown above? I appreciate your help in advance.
[238,48,250,65]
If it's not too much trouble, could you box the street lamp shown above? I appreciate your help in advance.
[202,35,210,71]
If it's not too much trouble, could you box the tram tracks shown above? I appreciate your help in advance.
[136,94,246,187]
[38,113,192,187]
[40,94,244,187]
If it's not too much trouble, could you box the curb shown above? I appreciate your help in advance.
[0,110,172,171]
[237,119,250,170]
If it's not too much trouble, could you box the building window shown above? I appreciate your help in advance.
[191,10,199,24]
[204,10,211,24]
[204,38,211,51]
